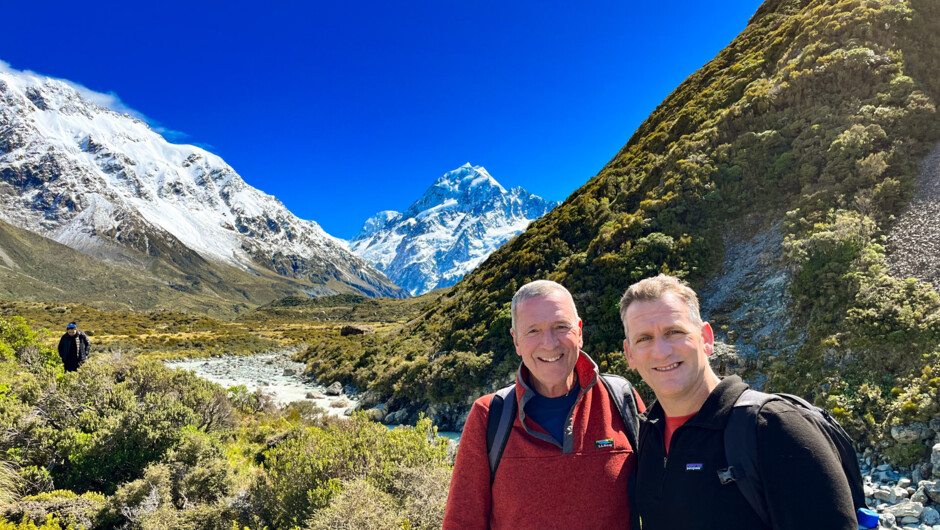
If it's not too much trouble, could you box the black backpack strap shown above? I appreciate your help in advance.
[485,384,517,484]
[723,389,773,528]
[599,374,640,452]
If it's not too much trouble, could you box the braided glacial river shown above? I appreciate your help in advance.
[164,351,358,416]
[165,350,461,440]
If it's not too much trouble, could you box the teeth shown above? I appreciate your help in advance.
[539,354,563,362]
[654,362,680,372]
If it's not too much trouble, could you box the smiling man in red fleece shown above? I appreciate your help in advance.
[443,280,644,529]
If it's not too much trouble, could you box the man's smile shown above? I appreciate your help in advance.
[654,362,681,372]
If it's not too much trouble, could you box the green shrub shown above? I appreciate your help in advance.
[0,515,68,530]
[2,490,106,529]
[884,441,928,468]
[252,415,449,528]
[304,479,400,530]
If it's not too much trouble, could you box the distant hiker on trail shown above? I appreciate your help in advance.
[443,280,645,529]
[58,322,90,372]
[620,274,858,529]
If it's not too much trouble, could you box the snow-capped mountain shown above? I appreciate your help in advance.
[0,66,407,300]
[348,164,558,295]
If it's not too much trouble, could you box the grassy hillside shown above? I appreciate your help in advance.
[241,289,448,325]
[298,0,940,460]
[0,290,448,362]
[0,218,396,318]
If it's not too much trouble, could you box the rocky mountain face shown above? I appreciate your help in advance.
[886,143,940,286]
[0,68,407,305]
[348,164,558,295]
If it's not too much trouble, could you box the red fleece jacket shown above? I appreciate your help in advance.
[443,352,644,529]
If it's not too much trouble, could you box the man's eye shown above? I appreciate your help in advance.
[635,336,651,344]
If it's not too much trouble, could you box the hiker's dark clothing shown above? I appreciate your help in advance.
[57,331,90,372]
[633,376,855,529]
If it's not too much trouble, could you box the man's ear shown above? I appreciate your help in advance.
[623,338,635,368]
[510,328,521,356]
[701,322,715,356]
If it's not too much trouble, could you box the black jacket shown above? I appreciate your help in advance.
[633,376,855,530]
[57,331,90,372]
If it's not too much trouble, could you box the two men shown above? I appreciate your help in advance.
[57,321,90,372]
[620,274,856,529]
[445,275,856,529]
[443,280,644,528]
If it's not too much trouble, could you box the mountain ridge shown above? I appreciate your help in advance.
[348,164,558,295]
[0,67,407,306]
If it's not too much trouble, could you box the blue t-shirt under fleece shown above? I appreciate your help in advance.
[523,382,581,444]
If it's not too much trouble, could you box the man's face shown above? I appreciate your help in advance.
[511,291,583,398]
[67,328,76,336]
[623,293,714,406]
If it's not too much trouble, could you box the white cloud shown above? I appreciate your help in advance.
[190,142,217,152]
[0,58,192,145]
[153,127,191,142]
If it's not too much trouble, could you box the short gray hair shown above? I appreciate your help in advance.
[511,280,579,331]
[619,274,701,336]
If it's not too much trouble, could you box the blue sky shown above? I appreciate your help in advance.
[1,1,763,239]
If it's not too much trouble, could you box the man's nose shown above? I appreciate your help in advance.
[651,337,672,357]
[539,329,559,347]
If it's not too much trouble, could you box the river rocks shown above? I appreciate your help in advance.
[425,402,470,432]
[385,408,411,425]
[872,464,902,484]
[917,462,934,482]
[357,390,384,409]
[365,404,387,422]
[931,418,940,434]
[932,444,940,478]
[330,397,350,408]
[893,425,924,444]
[922,481,940,503]
[924,506,940,525]
[859,456,940,530]
[163,352,357,418]
[326,382,343,396]
[884,501,923,519]
[875,486,910,503]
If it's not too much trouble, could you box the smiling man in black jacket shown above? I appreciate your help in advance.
[619,274,855,530]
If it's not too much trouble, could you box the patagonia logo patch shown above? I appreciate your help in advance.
[595,438,615,449]
[686,463,703,471]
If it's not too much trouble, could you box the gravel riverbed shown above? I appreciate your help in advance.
[164,351,358,416]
